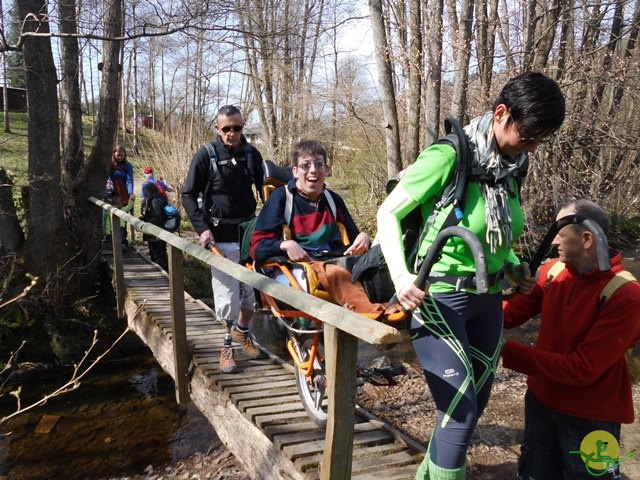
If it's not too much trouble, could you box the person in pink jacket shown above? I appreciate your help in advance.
[503,199,640,480]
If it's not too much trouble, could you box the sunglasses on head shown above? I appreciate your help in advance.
[296,160,327,171]
[220,125,243,133]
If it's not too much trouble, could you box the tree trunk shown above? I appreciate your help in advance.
[59,0,85,182]
[424,0,444,146]
[0,167,24,254]
[18,0,67,289]
[532,0,561,69]
[608,0,640,117]
[475,0,498,106]
[369,0,402,177]
[72,0,124,295]
[0,0,10,133]
[405,0,422,165]
[449,0,474,121]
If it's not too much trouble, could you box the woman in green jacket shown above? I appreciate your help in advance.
[377,71,565,480]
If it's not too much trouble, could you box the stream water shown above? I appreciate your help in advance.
[0,311,413,480]
[0,337,217,480]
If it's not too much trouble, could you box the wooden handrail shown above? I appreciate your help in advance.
[90,196,402,346]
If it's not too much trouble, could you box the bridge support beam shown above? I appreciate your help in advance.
[320,323,358,479]
[169,245,190,404]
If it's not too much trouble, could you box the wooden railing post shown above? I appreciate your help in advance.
[169,244,190,404]
[320,323,358,480]
[111,212,126,319]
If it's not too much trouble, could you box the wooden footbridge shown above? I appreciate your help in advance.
[93,198,425,479]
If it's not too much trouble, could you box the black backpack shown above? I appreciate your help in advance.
[204,142,264,202]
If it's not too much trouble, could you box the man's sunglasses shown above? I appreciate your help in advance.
[220,125,243,133]
[296,160,326,171]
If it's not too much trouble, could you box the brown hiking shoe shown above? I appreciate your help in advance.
[231,326,261,359]
[219,346,238,374]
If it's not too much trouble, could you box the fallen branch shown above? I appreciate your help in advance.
[0,302,145,426]
[0,273,38,310]
[0,340,26,391]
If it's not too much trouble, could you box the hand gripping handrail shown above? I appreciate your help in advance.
[528,214,610,274]
[389,225,489,308]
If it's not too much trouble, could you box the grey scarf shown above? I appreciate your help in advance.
[464,112,527,253]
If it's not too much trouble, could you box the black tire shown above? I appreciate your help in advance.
[294,337,328,428]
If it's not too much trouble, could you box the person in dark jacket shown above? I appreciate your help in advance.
[141,182,168,271]
[181,105,265,374]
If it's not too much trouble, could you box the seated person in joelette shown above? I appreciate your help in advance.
[250,139,399,320]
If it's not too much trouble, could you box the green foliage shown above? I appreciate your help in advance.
[0,112,29,187]
[610,215,640,252]
[183,256,213,300]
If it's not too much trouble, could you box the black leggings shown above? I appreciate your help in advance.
[409,291,503,469]
[148,240,168,271]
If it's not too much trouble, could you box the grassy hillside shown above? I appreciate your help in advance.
[0,112,29,187]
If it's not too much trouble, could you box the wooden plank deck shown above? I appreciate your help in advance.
[105,248,424,479]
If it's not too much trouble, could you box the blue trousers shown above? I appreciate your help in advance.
[410,291,503,469]
[518,390,622,480]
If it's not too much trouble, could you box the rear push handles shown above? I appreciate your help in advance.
[388,225,490,309]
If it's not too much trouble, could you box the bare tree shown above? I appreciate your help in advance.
[447,0,475,121]
[0,0,10,133]
[59,0,85,181]
[475,0,498,105]
[424,0,444,146]
[18,0,68,287]
[369,0,402,177]
[405,0,422,164]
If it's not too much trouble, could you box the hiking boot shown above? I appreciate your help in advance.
[230,326,261,359]
[219,346,238,373]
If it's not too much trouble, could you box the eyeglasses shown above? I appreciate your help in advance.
[296,160,326,171]
[510,115,549,145]
[220,125,243,133]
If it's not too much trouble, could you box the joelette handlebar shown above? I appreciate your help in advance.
[388,226,489,309]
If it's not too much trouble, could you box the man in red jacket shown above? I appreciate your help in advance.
[503,199,640,480]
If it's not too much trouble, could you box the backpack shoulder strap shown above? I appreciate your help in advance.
[441,117,472,220]
[545,263,636,307]
[515,155,529,198]
[598,270,640,384]
[204,142,219,179]
[283,187,337,225]
[599,270,636,304]
[544,261,566,286]
[323,189,338,219]
[244,143,254,180]
[284,185,294,225]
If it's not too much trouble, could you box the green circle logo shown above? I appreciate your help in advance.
[579,430,620,471]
